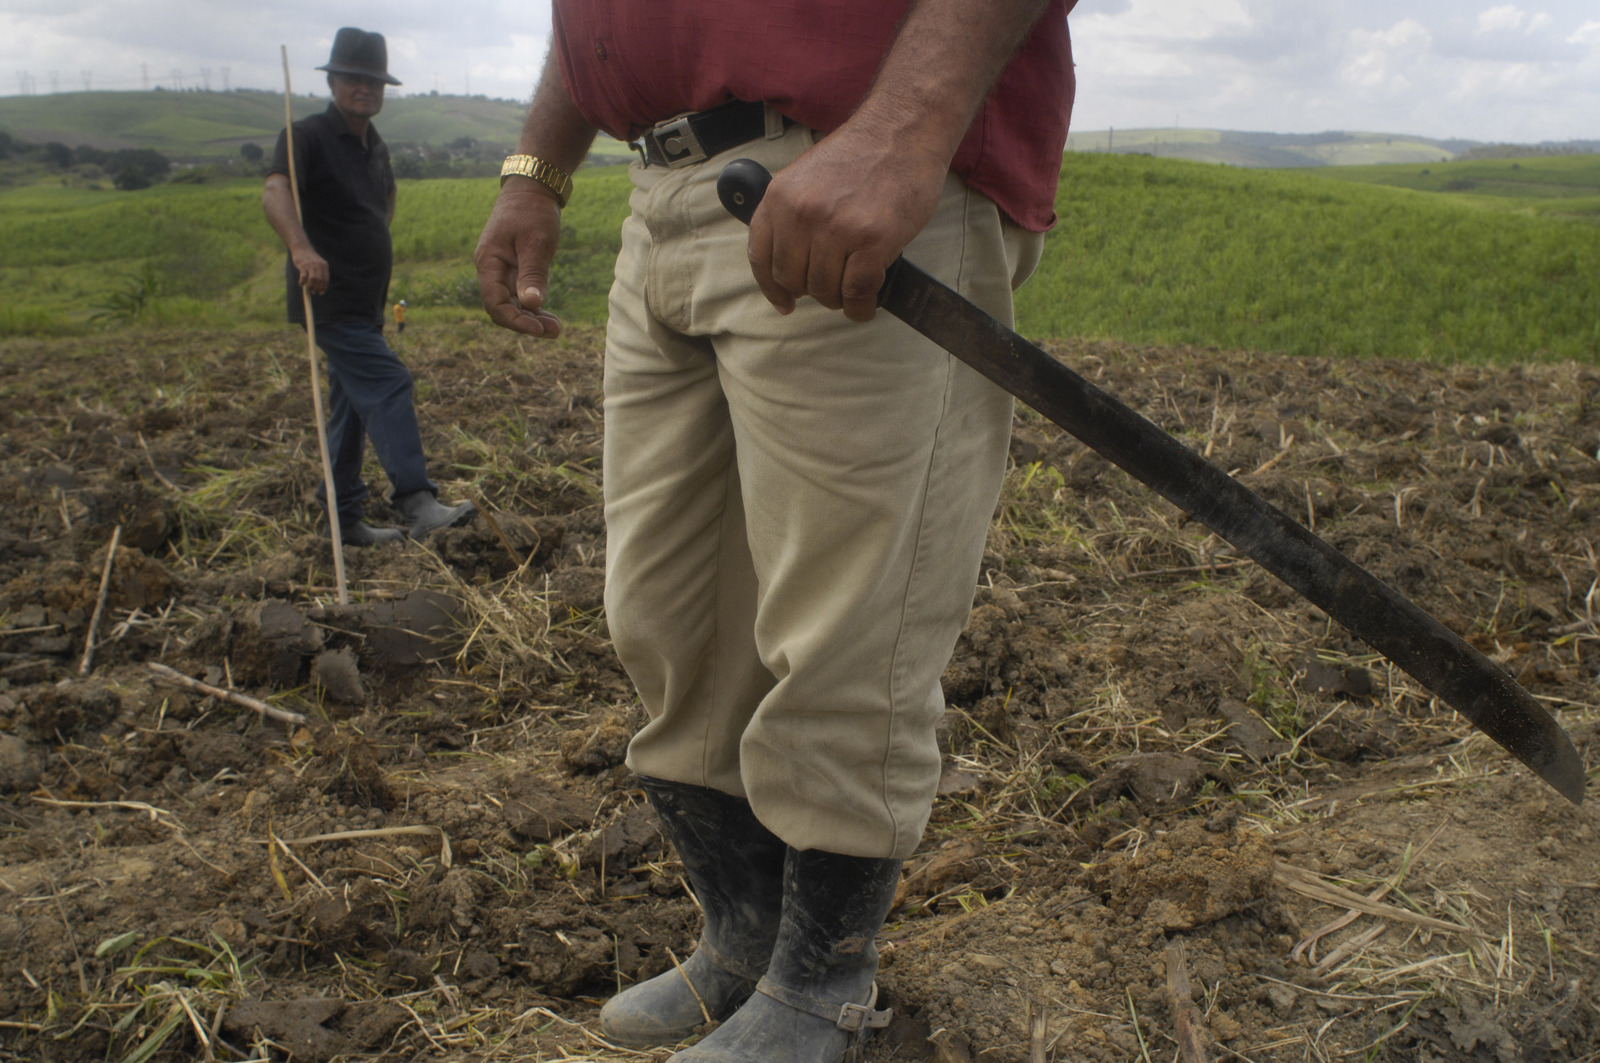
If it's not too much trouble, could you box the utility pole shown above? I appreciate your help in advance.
[1108,126,1114,154]
[81,70,92,90]
[172,68,183,91]
[222,66,230,91]
[142,63,149,90]
[48,70,59,93]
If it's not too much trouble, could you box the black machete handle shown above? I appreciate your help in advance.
[716,157,901,308]
[715,157,773,226]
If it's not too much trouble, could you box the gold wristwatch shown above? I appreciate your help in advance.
[500,155,573,208]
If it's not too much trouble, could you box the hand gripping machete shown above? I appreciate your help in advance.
[717,158,1586,805]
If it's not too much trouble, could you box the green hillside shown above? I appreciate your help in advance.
[0,91,325,156]
[1,155,1595,363]
[1308,154,1600,224]
[1063,128,1474,168]
[1025,153,1599,361]
[0,90,539,157]
[0,89,637,164]
[0,167,635,336]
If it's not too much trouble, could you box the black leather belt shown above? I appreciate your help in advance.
[633,99,786,168]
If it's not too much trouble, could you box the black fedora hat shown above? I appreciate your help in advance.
[317,27,402,86]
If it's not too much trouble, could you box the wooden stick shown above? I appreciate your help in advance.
[1026,997,1048,1063]
[78,525,121,674]
[281,45,348,605]
[146,661,308,726]
[277,825,453,869]
[1275,861,1475,936]
[1165,939,1208,1063]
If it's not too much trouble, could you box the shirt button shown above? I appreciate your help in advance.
[594,40,607,60]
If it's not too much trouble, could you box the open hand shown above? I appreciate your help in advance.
[475,181,565,337]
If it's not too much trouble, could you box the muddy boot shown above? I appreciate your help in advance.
[599,778,786,1047]
[339,520,403,546]
[393,490,476,540]
[668,848,901,1063]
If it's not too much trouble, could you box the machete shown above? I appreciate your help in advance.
[716,157,1587,806]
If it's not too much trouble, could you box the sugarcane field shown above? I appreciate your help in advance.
[0,322,1594,1063]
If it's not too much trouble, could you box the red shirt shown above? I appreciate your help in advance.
[552,1,1076,231]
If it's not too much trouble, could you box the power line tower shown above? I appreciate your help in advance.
[82,70,92,90]
[201,67,211,91]
[142,63,149,90]
[222,66,230,91]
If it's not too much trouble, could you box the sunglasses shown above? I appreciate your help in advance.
[333,74,388,90]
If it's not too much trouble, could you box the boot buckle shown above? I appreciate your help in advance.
[836,999,893,1033]
[755,977,893,1033]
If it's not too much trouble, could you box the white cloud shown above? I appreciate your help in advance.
[1078,0,1254,40]
[1343,19,1432,91]
[3,1,1598,143]
[1476,6,1553,35]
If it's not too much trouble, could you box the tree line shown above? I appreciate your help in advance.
[0,130,172,189]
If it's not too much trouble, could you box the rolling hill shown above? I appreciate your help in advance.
[0,90,538,159]
[8,91,1598,173]
[1062,127,1480,168]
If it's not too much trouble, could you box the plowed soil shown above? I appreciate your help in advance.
[0,324,1596,1063]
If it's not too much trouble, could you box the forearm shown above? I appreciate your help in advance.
[745,0,1052,320]
[262,175,315,254]
[475,46,597,337]
[852,0,1052,164]
[510,47,598,192]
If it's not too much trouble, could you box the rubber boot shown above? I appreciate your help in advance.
[668,848,902,1063]
[339,520,403,546]
[599,777,787,1047]
[393,490,476,540]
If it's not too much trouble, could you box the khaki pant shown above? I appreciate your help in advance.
[604,123,1042,859]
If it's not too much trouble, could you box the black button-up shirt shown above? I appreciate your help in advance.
[269,104,396,326]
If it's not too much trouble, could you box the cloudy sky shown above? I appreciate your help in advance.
[2,0,1597,144]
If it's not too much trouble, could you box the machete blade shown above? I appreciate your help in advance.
[716,157,1588,806]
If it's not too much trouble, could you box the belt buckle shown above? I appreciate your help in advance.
[651,114,707,168]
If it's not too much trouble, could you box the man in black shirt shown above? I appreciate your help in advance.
[264,27,474,546]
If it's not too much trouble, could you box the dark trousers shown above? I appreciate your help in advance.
[312,319,435,525]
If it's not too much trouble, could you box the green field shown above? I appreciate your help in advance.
[1024,153,1600,361]
[1,153,1596,362]
[1063,128,1470,168]
[0,168,634,336]
[1308,154,1600,224]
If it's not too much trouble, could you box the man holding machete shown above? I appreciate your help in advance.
[476,2,1077,1059]
[263,28,476,546]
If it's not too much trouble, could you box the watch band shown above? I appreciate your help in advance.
[500,155,573,208]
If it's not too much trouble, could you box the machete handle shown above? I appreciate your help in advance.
[716,158,772,226]
[717,158,900,308]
